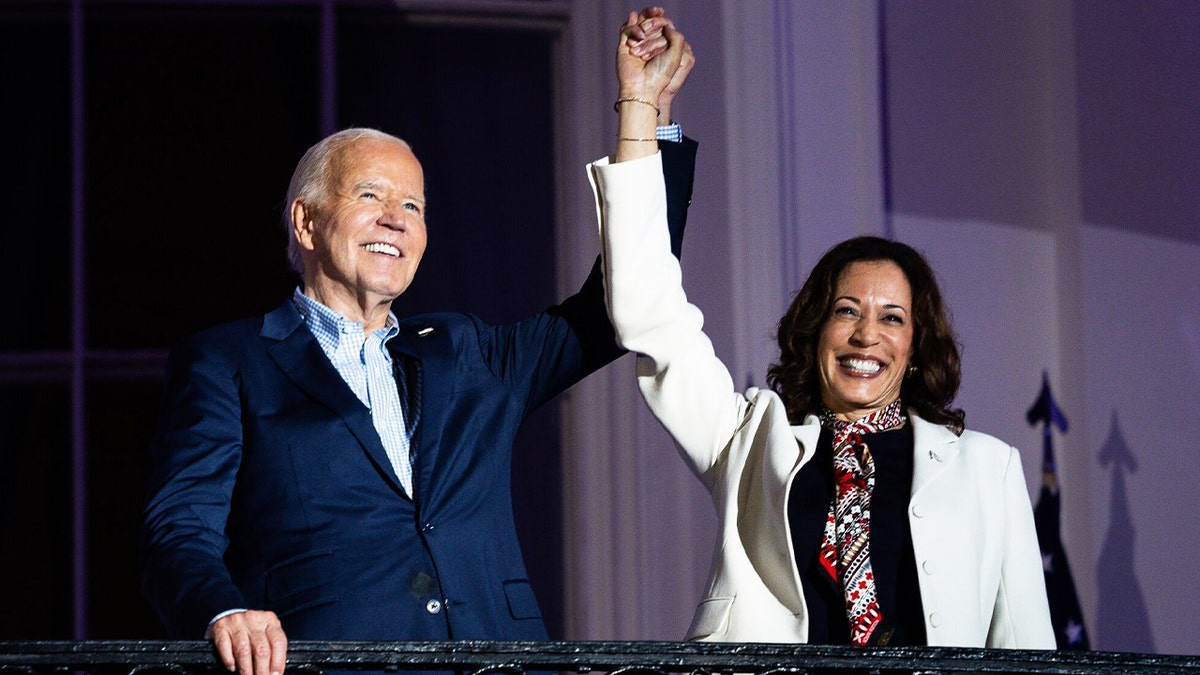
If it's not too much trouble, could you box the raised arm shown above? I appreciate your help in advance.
[589,15,752,480]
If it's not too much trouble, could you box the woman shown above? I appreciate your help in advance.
[589,15,1054,648]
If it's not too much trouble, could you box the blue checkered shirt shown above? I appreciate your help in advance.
[656,122,682,143]
[292,288,415,496]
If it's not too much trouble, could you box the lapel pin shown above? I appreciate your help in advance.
[417,327,434,336]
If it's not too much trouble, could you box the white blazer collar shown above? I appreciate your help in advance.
[910,412,961,497]
[789,413,822,470]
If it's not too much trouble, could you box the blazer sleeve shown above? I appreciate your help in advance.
[141,333,250,638]
[988,445,1057,648]
[482,138,697,415]
[588,151,751,483]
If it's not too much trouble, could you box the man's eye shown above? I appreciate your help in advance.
[360,192,378,200]
[404,202,422,213]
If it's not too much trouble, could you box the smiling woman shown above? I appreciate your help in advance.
[591,108,1056,645]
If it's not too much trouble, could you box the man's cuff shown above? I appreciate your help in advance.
[205,608,248,638]
[656,123,683,143]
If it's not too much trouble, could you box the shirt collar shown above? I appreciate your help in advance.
[291,286,399,347]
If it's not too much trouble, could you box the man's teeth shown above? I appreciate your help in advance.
[842,358,881,374]
[363,243,400,257]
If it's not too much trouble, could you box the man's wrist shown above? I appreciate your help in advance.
[205,608,248,638]
[655,122,682,143]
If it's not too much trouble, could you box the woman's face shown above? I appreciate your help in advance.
[816,260,914,421]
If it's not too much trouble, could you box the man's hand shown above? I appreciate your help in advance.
[655,40,694,125]
[207,610,288,675]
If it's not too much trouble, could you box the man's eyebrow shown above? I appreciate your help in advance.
[350,180,426,204]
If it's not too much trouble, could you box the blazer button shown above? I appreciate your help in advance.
[911,503,926,518]
[922,560,937,574]
[928,612,942,627]
[425,599,443,614]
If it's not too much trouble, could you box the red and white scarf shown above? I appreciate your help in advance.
[817,399,905,646]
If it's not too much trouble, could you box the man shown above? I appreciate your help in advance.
[140,10,694,675]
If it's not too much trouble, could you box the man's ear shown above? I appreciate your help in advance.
[292,198,317,252]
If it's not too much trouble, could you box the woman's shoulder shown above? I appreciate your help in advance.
[742,386,824,444]
[912,414,1017,462]
[957,426,1017,452]
[743,386,809,422]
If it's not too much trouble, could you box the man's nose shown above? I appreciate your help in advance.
[378,201,408,229]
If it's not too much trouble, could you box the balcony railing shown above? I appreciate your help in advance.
[3,641,1200,675]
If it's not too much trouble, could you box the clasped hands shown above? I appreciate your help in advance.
[618,7,693,123]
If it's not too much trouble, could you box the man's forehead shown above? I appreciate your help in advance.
[330,138,424,186]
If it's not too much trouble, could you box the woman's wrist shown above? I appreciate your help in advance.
[615,102,659,162]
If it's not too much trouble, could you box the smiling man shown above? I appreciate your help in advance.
[140,43,696,675]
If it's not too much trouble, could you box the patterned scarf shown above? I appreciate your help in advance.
[817,399,906,646]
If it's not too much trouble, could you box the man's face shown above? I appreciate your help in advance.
[294,138,427,311]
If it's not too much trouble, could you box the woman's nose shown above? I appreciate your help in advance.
[851,319,879,344]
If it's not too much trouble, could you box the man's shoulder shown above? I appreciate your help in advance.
[396,311,485,336]
[173,302,292,353]
[395,310,543,368]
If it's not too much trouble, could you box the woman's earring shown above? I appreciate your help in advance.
[906,365,918,377]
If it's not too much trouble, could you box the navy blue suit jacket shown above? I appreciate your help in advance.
[141,139,697,641]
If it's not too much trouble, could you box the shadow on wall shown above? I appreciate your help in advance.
[1096,411,1156,653]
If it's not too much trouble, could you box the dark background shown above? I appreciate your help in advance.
[0,1,564,639]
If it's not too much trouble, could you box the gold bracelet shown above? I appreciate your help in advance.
[617,137,658,142]
[613,96,660,115]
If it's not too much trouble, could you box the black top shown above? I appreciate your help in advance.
[788,424,927,645]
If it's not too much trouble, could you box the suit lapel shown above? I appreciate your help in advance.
[261,301,409,497]
[388,319,456,498]
[910,413,961,499]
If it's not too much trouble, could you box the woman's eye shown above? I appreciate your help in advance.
[883,313,905,325]
[834,306,857,318]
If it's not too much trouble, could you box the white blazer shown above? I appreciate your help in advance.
[588,152,1055,649]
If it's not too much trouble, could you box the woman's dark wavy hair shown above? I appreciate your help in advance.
[765,236,965,434]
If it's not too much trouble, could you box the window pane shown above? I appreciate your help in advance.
[85,5,320,350]
[337,10,558,322]
[0,3,71,351]
[0,385,73,638]
[87,381,166,638]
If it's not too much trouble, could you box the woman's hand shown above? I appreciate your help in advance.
[614,7,687,161]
